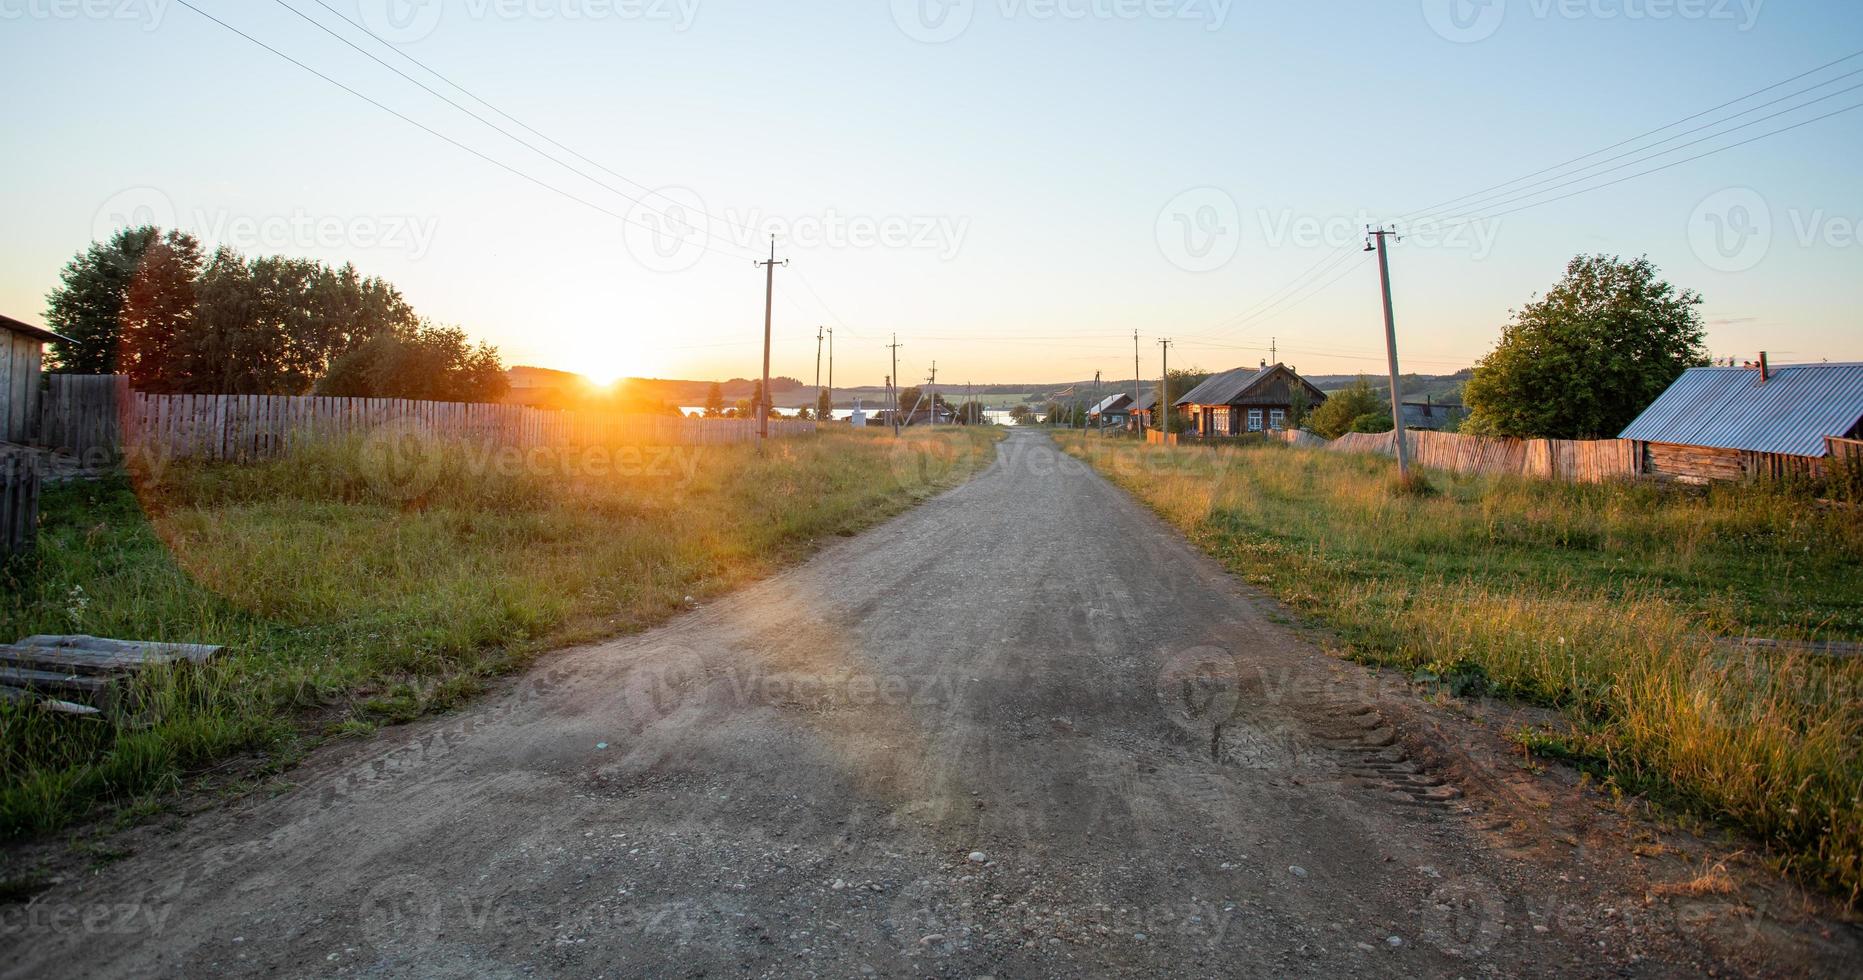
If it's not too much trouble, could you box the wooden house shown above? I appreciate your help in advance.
[1174,362,1328,437]
[1088,393,1135,429]
[1,314,73,446]
[1618,362,1863,482]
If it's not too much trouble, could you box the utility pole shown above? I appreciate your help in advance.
[1270,336,1277,364]
[1133,328,1141,414]
[826,327,834,418]
[754,235,787,441]
[927,362,938,427]
[887,335,903,436]
[814,325,824,417]
[1158,338,1174,437]
[1366,227,1409,480]
[1093,370,1101,435]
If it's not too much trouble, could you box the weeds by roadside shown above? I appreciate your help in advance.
[1059,433,1863,903]
[0,426,998,839]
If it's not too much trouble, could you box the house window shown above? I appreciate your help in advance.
[1212,407,1230,434]
[1247,409,1263,432]
[1269,409,1286,430]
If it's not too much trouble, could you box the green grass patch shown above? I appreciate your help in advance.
[0,427,998,839]
[1060,434,1863,903]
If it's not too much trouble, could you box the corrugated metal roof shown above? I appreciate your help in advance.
[1175,364,1275,407]
[1617,364,1863,457]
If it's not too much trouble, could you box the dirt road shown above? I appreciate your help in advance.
[4,431,1856,977]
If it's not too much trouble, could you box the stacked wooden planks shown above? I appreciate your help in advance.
[0,635,225,716]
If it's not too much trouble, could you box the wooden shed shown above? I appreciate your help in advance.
[1618,362,1863,482]
[1,314,73,446]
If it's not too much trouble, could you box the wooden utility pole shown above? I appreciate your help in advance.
[814,325,824,414]
[1133,330,1141,419]
[1158,338,1174,437]
[826,327,834,417]
[887,335,903,436]
[754,235,787,441]
[1366,227,1409,480]
[927,362,938,427]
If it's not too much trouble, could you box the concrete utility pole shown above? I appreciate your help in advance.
[1366,227,1409,480]
[887,335,903,436]
[1093,370,1101,435]
[814,325,824,414]
[1133,330,1141,424]
[1158,338,1174,437]
[754,235,787,441]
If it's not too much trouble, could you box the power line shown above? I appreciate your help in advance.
[1394,48,1863,224]
[1419,82,1863,230]
[1432,99,1863,231]
[172,0,752,262]
[295,0,764,246]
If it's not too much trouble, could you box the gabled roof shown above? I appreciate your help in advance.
[1131,391,1158,411]
[0,314,74,345]
[1618,364,1863,457]
[1089,393,1133,415]
[1176,364,1272,407]
[1175,363,1325,408]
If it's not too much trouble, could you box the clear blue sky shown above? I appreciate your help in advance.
[2,0,1859,386]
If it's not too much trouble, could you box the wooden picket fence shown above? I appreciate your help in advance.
[117,392,815,461]
[1327,429,1638,483]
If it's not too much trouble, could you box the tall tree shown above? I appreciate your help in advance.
[815,387,832,420]
[1463,255,1706,439]
[704,382,726,418]
[45,226,202,382]
[317,323,508,402]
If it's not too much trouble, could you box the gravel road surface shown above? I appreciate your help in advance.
[4,430,1856,978]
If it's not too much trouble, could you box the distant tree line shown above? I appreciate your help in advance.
[44,226,508,402]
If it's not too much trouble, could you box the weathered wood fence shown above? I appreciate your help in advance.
[38,374,129,459]
[31,377,817,463]
[1327,429,1639,483]
[119,393,815,461]
[0,449,39,561]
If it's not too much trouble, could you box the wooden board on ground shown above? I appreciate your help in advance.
[0,684,100,716]
[0,635,227,715]
[17,634,225,664]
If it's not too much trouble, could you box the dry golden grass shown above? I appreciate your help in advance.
[1062,434,1863,903]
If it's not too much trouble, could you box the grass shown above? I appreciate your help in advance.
[1058,433,1863,903]
[0,426,997,840]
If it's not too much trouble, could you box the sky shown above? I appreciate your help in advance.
[2,0,1860,388]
